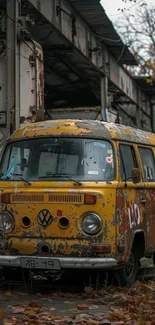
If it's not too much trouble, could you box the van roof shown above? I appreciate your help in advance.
[9,119,155,145]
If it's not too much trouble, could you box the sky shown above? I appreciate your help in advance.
[102,0,154,22]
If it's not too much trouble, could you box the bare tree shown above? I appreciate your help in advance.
[119,0,147,12]
[115,4,155,82]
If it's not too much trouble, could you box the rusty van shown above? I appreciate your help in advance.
[0,119,154,286]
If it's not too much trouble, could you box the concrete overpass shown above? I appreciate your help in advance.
[0,0,154,134]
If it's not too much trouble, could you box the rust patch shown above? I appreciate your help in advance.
[75,120,111,139]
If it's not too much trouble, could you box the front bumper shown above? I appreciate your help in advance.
[0,255,117,270]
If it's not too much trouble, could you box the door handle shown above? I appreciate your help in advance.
[141,199,146,204]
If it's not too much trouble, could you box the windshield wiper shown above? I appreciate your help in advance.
[38,174,82,186]
[12,173,31,185]
[0,173,31,185]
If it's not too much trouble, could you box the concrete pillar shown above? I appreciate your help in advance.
[101,76,108,121]
[136,89,142,129]
[6,0,21,135]
[151,100,155,133]
[15,1,21,131]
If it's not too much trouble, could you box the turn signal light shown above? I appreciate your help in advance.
[1,193,11,204]
[84,194,96,205]
[92,243,111,253]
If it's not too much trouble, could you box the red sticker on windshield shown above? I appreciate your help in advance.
[105,156,113,164]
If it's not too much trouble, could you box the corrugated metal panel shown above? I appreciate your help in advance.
[68,0,137,65]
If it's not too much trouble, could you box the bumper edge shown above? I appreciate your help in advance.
[0,256,117,270]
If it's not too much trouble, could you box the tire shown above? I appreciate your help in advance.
[117,249,139,286]
[152,254,155,266]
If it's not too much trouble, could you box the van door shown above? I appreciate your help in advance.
[117,143,146,261]
[138,146,155,253]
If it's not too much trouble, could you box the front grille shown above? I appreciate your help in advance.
[11,193,83,204]
[12,194,44,203]
[48,194,83,204]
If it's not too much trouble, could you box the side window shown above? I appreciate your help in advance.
[139,147,155,182]
[120,144,137,180]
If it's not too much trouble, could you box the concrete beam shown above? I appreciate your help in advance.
[25,0,149,110]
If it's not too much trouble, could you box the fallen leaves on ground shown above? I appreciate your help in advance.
[3,280,155,324]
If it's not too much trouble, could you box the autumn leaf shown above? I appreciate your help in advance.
[87,320,99,325]
[52,315,63,320]
[84,286,97,295]
[4,292,12,297]
[89,305,99,310]
[113,320,126,325]
[111,293,128,305]
[12,306,26,314]
[0,307,6,319]
[28,300,41,308]
[17,291,27,296]
[108,311,125,321]
[132,281,154,292]
[98,320,111,325]
[146,78,153,84]
[9,317,17,323]
[77,304,89,310]
[58,293,74,298]
[138,320,146,325]
[49,307,56,311]
[24,308,39,315]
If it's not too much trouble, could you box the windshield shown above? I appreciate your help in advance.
[0,137,115,182]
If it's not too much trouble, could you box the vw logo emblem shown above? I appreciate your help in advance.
[37,209,53,226]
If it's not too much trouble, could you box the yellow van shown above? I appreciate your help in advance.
[0,119,154,286]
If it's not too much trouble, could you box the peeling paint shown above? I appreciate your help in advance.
[14,182,18,193]
[7,119,155,147]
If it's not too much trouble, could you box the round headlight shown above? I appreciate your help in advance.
[0,211,14,232]
[82,213,102,235]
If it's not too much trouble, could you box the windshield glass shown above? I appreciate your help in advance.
[0,137,115,182]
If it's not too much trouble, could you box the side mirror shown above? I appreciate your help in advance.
[131,168,141,184]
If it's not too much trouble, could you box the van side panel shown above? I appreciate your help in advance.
[116,185,146,264]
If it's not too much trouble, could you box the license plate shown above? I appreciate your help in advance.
[20,257,60,270]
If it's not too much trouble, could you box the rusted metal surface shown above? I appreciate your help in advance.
[47,107,101,120]
[0,186,116,258]
[20,39,44,127]
[119,68,135,102]
[9,119,155,145]
[116,187,145,263]
[27,0,136,66]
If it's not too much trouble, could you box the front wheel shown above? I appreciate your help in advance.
[117,249,139,286]
[152,254,155,266]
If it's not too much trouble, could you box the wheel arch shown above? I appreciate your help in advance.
[132,231,145,258]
